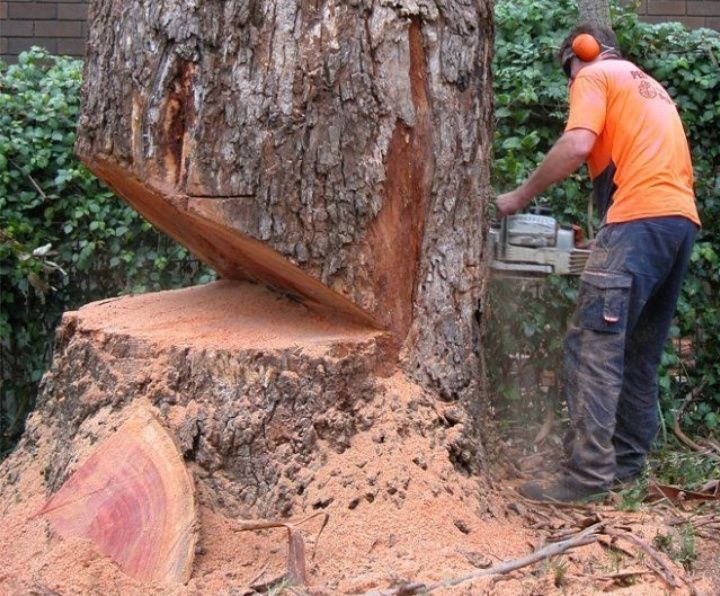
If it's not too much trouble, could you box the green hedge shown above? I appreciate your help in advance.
[489,0,720,437]
[1,4,718,458]
[0,48,214,456]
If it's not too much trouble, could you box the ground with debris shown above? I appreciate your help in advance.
[0,282,718,595]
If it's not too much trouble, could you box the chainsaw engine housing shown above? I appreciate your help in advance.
[488,213,590,277]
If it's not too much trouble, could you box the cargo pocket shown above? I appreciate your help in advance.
[578,270,632,333]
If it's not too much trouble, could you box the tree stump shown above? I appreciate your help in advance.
[0,282,504,592]
[34,281,392,517]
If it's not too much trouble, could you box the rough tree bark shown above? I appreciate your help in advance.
[69,0,493,488]
[576,0,611,27]
[75,0,493,407]
[0,2,496,589]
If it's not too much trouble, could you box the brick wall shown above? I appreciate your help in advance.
[1,1,718,64]
[638,0,720,30]
[1,1,89,63]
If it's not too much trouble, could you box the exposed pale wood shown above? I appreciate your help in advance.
[34,408,197,584]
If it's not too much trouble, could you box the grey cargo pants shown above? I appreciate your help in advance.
[562,216,698,491]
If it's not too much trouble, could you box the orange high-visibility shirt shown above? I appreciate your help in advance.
[565,59,700,226]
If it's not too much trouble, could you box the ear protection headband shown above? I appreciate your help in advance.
[562,33,613,78]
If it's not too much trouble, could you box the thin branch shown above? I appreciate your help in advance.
[673,381,718,460]
[597,536,636,558]
[532,408,555,445]
[519,494,596,512]
[248,562,270,587]
[567,568,651,583]
[231,511,327,533]
[692,518,720,530]
[673,420,711,454]
[229,512,328,588]
[8,158,49,201]
[603,528,683,590]
[365,522,605,595]
[668,513,719,527]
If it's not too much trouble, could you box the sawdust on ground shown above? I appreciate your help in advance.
[1,282,718,595]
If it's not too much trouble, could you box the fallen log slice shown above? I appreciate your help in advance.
[30,280,392,518]
[33,407,197,584]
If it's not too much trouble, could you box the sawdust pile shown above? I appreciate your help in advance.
[1,282,717,595]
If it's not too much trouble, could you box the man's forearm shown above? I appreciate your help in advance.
[496,128,595,217]
[515,132,591,203]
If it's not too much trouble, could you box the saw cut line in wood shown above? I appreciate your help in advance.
[34,407,197,584]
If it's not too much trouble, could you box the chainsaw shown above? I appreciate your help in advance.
[488,212,591,277]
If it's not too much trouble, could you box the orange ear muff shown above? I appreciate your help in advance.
[572,33,601,62]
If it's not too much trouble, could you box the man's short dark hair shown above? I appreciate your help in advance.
[558,22,622,63]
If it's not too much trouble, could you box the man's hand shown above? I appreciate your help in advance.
[496,190,526,217]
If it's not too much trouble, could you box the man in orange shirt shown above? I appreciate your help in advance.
[497,23,700,503]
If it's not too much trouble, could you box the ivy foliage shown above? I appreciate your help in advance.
[489,0,720,437]
[0,48,214,456]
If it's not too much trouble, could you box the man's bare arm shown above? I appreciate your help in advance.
[496,128,596,217]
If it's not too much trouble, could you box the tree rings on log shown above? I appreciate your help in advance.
[33,407,197,584]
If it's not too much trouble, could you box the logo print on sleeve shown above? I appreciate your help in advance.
[638,80,657,99]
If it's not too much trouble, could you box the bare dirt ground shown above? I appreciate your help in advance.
[0,282,718,595]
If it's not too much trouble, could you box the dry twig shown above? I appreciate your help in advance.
[532,409,555,445]
[567,568,651,584]
[668,513,720,529]
[247,562,270,587]
[547,504,577,526]
[673,381,718,460]
[8,158,49,201]
[597,536,636,558]
[366,512,700,596]
[603,528,683,590]
[231,511,329,586]
[518,494,596,513]
[364,522,605,595]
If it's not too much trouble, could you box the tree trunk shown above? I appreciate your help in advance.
[69,0,495,486]
[75,0,493,407]
[576,0,611,27]
[0,1,496,590]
